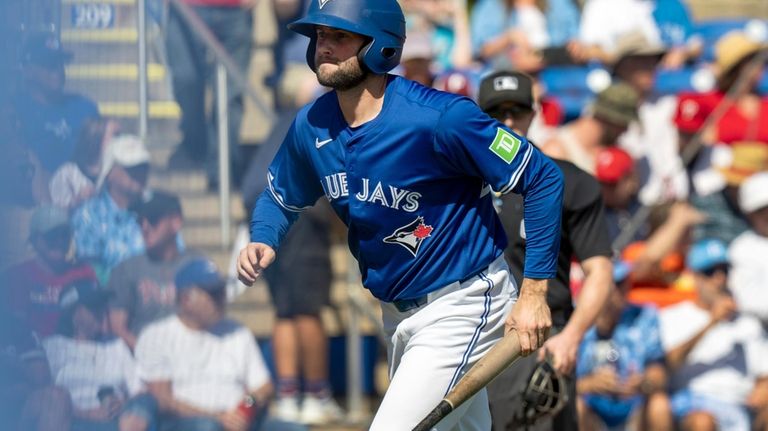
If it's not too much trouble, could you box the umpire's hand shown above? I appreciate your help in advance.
[237,242,276,286]
[505,278,552,356]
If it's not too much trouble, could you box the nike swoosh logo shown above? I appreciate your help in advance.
[315,138,333,148]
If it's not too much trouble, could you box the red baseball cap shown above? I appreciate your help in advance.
[674,92,720,133]
[596,147,635,184]
[434,70,473,97]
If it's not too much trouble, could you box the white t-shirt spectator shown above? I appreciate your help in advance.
[729,231,768,324]
[659,301,768,405]
[43,335,139,410]
[516,4,549,49]
[579,0,661,53]
[620,95,689,205]
[49,162,95,210]
[135,315,270,413]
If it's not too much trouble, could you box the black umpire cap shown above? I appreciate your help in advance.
[478,70,535,112]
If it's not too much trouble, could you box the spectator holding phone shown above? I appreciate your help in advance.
[43,281,140,431]
[133,259,306,431]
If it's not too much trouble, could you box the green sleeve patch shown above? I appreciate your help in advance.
[489,128,522,164]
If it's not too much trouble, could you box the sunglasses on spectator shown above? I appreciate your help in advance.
[700,264,730,277]
[124,163,149,181]
[488,105,533,121]
[134,213,171,227]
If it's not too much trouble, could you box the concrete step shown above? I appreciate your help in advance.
[181,220,240,249]
[197,247,237,278]
[149,170,208,194]
[65,81,172,108]
[64,42,143,64]
[179,193,246,222]
[147,146,173,169]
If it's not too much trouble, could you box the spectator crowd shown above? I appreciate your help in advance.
[1,0,768,430]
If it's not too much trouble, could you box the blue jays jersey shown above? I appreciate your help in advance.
[251,76,563,302]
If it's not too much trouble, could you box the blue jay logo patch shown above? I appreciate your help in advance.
[383,217,434,257]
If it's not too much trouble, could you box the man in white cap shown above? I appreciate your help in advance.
[72,135,150,281]
[729,172,768,329]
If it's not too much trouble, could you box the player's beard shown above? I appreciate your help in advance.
[316,56,369,91]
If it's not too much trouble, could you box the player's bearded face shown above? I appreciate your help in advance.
[314,27,369,91]
[316,55,368,90]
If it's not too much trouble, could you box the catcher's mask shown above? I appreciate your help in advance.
[517,360,569,425]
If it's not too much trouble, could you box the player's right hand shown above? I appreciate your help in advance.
[237,242,276,286]
[506,278,552,356]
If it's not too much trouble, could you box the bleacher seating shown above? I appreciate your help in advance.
[539,66,611,120]
[695,18,767,62]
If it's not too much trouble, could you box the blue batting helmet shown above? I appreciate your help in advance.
[288,0,406,74]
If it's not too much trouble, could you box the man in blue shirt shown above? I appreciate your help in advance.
[576,262,671,430]
[237,1,564,429]
[13,31,99,175]
[73,135,150,282]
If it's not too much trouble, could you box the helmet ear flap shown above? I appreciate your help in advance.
[305,36,318,72]
[356,38,374,73]
[304,35,375,73]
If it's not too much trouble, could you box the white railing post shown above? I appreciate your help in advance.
[136,0,148,140]
[216,63,231,249]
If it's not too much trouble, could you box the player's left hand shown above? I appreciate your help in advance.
[537,329,580,375]
[506,278,551,356]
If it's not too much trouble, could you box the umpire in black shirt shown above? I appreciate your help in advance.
[478,71,614,431]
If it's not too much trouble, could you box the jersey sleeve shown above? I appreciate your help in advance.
[250,120,324,248]
[434,98,564,278]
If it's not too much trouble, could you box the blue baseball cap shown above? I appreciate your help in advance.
[686,239,729,273]
[175,258,225,293]
[22,32,73,67]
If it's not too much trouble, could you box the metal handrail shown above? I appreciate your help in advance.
[165,0,276,123]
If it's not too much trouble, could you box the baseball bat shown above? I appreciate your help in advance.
[412,330,523,431]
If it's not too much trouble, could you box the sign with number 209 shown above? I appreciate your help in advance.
[71,3,115,29]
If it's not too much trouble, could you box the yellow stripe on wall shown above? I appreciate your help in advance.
[99,101,180,118]
[62,28,139,43]
[66,63,166,81]
[62,0,135,4]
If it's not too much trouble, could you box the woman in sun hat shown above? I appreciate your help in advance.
[674,31,768,146]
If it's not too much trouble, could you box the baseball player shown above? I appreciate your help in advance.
[477,71,613,431]
[237,1,564,429]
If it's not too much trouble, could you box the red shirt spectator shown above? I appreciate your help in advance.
[675,32,768,146]
[1,206,96,337]
[675,91,768,145]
